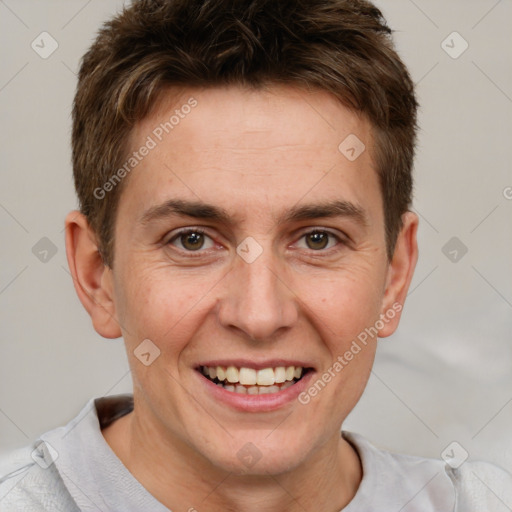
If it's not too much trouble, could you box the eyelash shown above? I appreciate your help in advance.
[166,227,346,256]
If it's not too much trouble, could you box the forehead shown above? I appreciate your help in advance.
[136,84,371,155]
[119,85,381,226]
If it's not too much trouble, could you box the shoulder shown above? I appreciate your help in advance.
[343,431,512,512]
[1,396,133,512]
[447,459,512,511]
[0,443,79,512]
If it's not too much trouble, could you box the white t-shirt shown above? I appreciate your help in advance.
[1,395,511,511]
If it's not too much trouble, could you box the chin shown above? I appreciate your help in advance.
[199,434,311,477]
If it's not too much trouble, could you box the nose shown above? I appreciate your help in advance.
[216,242,298,341]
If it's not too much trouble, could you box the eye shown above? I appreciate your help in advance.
[295,229,341,251]
[167,228,215,252]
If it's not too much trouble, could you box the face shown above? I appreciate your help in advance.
[106,85,405,475]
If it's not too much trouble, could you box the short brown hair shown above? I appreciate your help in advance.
[72,0,418,266]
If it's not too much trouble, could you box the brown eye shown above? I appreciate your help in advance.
[305,231,330,250]
[168,229,215,252]
[181,231,204,251]
[295,229,341,252]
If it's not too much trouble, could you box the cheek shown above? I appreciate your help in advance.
[295,264,386,343]
[117,266,219,348]
[294,271,381,419]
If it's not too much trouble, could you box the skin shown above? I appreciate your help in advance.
[65,85,418,511]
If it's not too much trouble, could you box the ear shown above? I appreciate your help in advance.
[65,211,122,339]
[378,211,419,338]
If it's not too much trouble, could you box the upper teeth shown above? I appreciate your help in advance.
[202,365,303,385]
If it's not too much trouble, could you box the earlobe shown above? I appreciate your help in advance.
[65,211,122,339]
[378,211,419,338]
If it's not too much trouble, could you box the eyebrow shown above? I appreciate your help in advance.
[140,199,233,225]
[139,198,368,227]
[280,201,368,227]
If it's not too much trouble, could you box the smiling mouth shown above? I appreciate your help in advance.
[199,365,312,395]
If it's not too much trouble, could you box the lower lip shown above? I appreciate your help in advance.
[195,369,316,412]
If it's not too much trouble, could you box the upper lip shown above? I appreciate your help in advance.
[197,359,315,371]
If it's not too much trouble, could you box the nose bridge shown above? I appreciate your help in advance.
[242,251,281,307]
[217,238,297,340]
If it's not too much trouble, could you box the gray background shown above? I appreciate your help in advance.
[1,0,511,472]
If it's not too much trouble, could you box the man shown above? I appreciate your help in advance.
[1,0,511,510]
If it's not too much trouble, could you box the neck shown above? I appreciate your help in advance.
[102,406,362,512]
